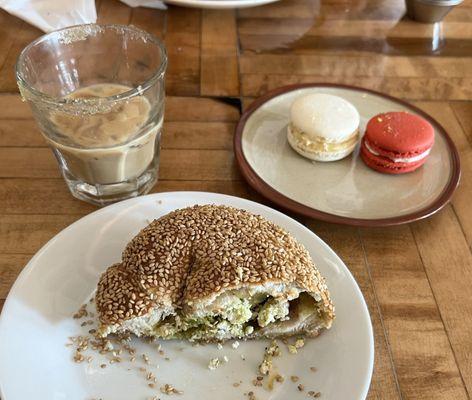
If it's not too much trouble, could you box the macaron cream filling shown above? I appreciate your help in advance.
[364,139,431,163]
[289,123,359,152]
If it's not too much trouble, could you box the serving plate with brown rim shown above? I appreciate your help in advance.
[234,83,461,227]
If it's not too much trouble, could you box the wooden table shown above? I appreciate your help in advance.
[1,1,471,398]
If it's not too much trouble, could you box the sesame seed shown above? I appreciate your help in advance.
[160,384,182,395]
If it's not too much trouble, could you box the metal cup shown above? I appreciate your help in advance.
[406,0,463,23]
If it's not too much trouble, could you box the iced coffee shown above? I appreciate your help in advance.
[16,24,167,205]
[49,83,161,185]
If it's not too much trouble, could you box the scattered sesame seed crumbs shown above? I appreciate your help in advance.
[294,338,305,349]
[288,345,297,354]
[208,358,220,370]
[290,376,299,382]
[73,304,88,319]
[223,356,229,363]
[252,379,263,387]
[148,383,155,388]
[100,364,106,369]
[267,341,280,357]
[259,357,271,375]
[160,384,182,395]
[217,343,223,350]
[259,340,279,375]
[310,367,317,372]
[233,382,240,387]
[275,374,284,382]
[232,341,240,349]
[298,384,305,391]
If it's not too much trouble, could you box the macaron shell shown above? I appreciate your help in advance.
[365,111,434,155]
[360,139,426,174]
[290,93,360,142]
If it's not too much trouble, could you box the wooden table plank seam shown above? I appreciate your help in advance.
[450,105,472,148]
[451,205,472,253]
[356,228,405,400]
[360,222,470,399]
[410,223,472,399]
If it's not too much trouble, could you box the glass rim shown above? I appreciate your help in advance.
[15,23,168,108]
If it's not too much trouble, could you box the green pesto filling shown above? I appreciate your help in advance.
[153,297,261,340]
[152,292,321,341]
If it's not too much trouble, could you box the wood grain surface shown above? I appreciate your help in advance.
[0,1,471,399]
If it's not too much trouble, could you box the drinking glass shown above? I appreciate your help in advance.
[16,24,167,206]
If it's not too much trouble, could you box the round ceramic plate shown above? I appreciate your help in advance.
[0,192,373,400]
[235,84,460,226]
[164,0,279,9]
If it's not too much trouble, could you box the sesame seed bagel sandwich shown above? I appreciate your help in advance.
[96,205,335,341]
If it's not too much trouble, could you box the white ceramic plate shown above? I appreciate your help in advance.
[164,0,279,9]
[235,84,460,226]
[0,192,373,400]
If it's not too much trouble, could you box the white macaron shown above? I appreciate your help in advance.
[287,93,360,162]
